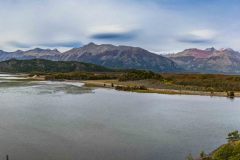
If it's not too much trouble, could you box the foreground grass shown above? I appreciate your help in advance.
[192,131,240,160]
[210,141,240,160]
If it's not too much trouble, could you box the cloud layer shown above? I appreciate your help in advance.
[178,29,217,44]
[0,0,239,53]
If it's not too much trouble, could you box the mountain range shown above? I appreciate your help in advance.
[0,43,181,72]
[0,43,240,74]
[166,47,240,74]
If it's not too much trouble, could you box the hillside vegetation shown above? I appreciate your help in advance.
[0,59,112,73]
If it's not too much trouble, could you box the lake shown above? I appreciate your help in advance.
[0,74,239,160]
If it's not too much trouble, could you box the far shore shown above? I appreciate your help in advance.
[81,79,240,98]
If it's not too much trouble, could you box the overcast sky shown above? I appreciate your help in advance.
[0,0,239,53]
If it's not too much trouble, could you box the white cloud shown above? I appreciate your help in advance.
[189,29,217,40]
[89,25,131,35]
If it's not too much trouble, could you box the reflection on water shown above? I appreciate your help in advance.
[0,74,239,160]
[0,74,92,94]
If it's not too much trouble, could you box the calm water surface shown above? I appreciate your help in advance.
[0,74,239,160]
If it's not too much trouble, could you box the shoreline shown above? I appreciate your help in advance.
[82,80,240,98]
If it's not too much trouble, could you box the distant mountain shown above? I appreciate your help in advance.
[166,47,240,74]
[59,43,181,72]
[0,48,60,61]
[0,59,112,73]
[19,48,61,60]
